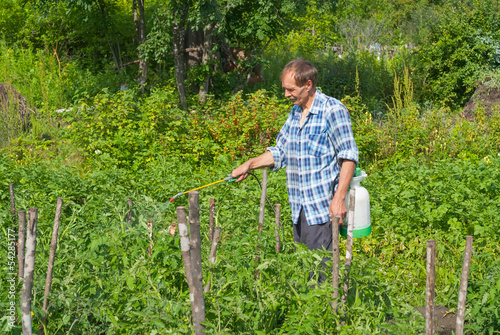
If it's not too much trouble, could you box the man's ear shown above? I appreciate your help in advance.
[307,79,313,90]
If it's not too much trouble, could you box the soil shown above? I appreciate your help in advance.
[414,305,457,335]
[462,80,500,121]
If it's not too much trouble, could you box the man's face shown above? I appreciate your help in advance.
[282,71,308,106]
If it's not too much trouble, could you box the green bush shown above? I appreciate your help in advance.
[411,0,500,107]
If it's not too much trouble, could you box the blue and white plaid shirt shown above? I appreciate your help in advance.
[267,89,358,226]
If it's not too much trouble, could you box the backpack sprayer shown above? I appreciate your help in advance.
[169,175,238,203]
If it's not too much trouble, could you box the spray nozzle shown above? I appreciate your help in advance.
[224,174,238,182]
[169,192,185,203]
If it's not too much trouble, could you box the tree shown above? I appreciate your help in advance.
[166,0,307,105]
[133,0,148,92]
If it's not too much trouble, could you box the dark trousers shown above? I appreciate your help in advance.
[293,208,332,284]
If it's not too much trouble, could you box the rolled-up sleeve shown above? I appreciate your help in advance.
[327,104,359,164]
[266,113,293,171]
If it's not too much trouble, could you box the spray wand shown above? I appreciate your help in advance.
[169,175,238,203]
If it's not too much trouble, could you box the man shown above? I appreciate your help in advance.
[231,59,358,283]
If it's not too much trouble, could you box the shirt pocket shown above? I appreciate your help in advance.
[307,133,329,157]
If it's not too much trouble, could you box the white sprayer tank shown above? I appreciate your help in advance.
[340,170,371,238]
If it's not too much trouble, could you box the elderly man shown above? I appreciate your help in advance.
[231,59,358,283]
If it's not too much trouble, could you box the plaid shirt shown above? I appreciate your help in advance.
[267,89,358,226]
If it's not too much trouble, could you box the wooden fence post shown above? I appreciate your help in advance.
[204,226,222,293]
[126,199,133,225]
[9,183,16,216]
[342,189,356,305]
[209,198,215,241]
[330,215,340,314]
[274,204,281,253]
[147,220,154,255]
[39,197,63,335]
[177,207,193,290]
[188,191,206,335]
[18,210,26,280]
[455,236,473,335]
[255,169,268,278]
[425,240,436,335]
[21,208,38,335]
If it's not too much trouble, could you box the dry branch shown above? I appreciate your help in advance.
[39,197,63,335]
[204,226,221,293]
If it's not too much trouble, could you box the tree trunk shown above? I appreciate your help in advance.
[21,208,38,335]
[97,0,120,70]
[133,0,148,92]
[172,2,188,109]
[198,24,214,103]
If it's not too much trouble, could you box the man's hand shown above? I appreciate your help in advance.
[329,159,356,224]
[231,151,275,182]
[231,161,251,182]
[329,197,347,224]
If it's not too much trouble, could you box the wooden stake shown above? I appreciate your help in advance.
[258,169,268,234]
[21,208,38,335]
[177,207,193,290]
[204,226,222,293]
[274,204,281,253]
[342,189,356,305]
[168,222,177,237]
[330,215,340,314]
[425,240,436,335]
[18,210,26,280]
[188,191,206,335]
[9,183,16,216]
[126,199,133,225]
[147,220,154,255]
[209,198,215,241]
[255,169,268,279]
[455,236,473,335]
[39,197,63,335]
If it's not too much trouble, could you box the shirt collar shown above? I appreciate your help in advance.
[293,88,322,115]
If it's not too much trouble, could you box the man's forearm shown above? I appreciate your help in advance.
[247,151,275,170]
[231,151,275,181]
[334,160,357,201]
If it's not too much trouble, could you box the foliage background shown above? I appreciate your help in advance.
[1,0,500,333]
